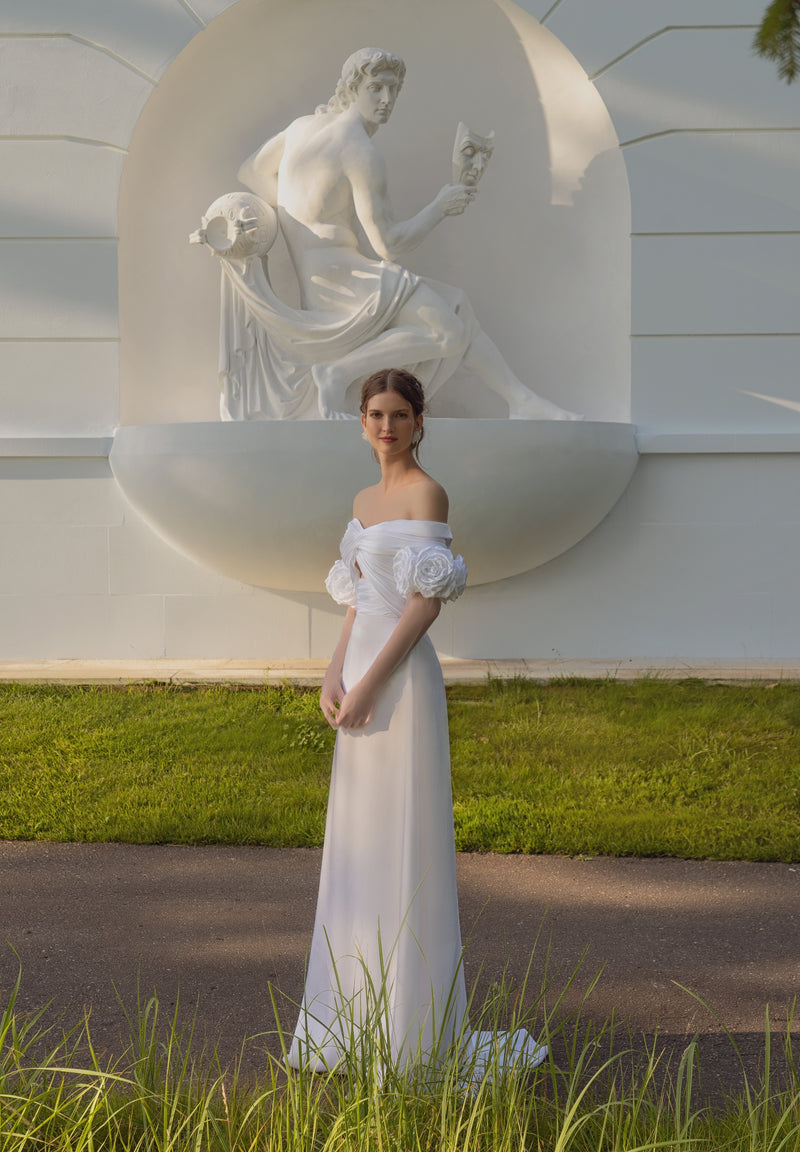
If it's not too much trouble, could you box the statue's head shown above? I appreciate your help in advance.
[452,122,495,187]
[317,48,406,116]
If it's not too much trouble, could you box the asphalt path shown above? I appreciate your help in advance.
[2,843,798,1103]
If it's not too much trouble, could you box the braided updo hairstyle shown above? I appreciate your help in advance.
[360,368,425,460]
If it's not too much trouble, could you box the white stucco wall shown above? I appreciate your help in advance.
[0,0,798,661]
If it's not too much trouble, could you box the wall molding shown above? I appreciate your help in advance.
[0,437,113,457]
[635,431,800,454]
[2,432,800,460]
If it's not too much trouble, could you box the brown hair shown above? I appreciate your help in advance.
[360,368,425,459]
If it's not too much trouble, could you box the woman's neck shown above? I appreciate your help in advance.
[377,453,423,491]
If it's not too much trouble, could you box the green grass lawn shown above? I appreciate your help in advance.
[0,679,798,860]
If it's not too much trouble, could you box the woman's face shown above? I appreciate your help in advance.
[361,389,421,457]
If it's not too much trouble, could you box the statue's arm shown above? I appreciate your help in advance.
[348,144,475,261]
[238,130,287,205]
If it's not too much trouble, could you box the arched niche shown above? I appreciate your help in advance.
[112,0,637,591]
[118,0,631,425]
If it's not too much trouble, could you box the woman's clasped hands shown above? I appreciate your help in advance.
[320,676,377,730]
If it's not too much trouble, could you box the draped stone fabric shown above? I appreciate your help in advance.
[217,256,478,420]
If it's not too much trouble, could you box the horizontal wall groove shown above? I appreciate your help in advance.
[0,33,158,85]
[0,135,127,153]
[590,25,758,81]
[633,332,800,340]
[0,236,118,243]
[0,337,120,344]
[637,432,800,455]
[0,437,114,458]
[622,127,800,148]
[632,231,800,238]
[5,433,800,459]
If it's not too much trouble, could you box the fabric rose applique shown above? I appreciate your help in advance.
[324,559,358,607]
[393,544,468,602]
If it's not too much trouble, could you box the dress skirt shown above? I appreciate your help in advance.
[287,608,467,1071]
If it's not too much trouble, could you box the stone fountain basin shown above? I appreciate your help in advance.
[110,420,638,590]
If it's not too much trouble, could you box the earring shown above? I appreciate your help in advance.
[361,430,369,441]
[412,430,421,446]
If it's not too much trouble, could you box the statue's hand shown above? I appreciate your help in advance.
[437,183,477,217]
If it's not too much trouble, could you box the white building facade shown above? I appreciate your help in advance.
[1,0,798,663]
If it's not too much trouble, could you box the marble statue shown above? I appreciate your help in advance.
[192,47,581,422]
[452,122,495,187]
[190,192,277,260]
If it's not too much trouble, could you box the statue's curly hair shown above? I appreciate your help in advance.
[316,47,406,115]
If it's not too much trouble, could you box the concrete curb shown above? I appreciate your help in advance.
[2,658,800,685]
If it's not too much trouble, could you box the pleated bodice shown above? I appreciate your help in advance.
[342,518,453,616]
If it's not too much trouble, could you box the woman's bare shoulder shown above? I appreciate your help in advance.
[352,484,379,521]
[408,475,449,522]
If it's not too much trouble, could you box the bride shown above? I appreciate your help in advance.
[287,367,545,1077]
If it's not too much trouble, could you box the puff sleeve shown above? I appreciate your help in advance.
[324,559,358,607]
[393,543,468,602]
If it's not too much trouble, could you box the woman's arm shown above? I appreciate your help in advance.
[320,606,356,728]
[334,594,441,729]
[334,481,450,729]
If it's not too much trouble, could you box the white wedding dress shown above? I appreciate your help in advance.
[287,519,546,1078]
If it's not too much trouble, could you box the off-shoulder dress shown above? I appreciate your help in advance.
[287,519,544,1076]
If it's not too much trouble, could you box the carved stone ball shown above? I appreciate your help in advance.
[198,192,278,259]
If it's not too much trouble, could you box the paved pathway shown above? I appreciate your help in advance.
[2,843,798,1100]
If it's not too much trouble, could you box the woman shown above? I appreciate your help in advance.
[286,366,466,1072]
[287,367,545,1077]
